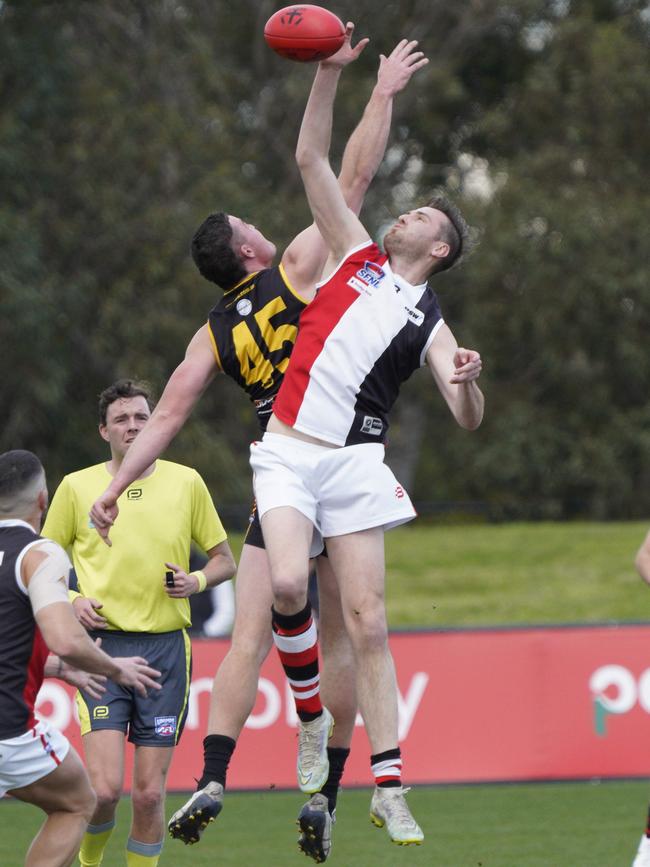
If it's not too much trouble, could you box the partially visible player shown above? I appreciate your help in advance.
[89,30,427,863]
[0,449,160,867]
[43,380,235,867]
[630,532,650,867]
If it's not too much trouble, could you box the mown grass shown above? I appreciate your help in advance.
[2,781,648,866]
[383,521,650,627]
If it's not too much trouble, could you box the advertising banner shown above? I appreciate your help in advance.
[35,624,650,791]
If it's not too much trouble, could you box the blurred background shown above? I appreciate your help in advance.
[1,0,649,530]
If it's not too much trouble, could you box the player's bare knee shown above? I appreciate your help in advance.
[93,782,121,816]
[131,784,164,818]
[272,576,308,611]
[347,607,389,653]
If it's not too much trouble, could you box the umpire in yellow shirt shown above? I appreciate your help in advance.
[43,379,236,867]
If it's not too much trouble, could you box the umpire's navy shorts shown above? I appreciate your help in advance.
[76,629,191,747]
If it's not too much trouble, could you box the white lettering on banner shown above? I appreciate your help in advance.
[397,673,429,739]
[590,665,637,714]
[589,664,650,736]
[186,677,213,729]
[246,679,281,729]
[286,674,429,739]
[35,682,72,730]
[34,671,429,739]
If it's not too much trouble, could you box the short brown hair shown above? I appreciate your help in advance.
[98,379,154,426]
[427,194,471,273]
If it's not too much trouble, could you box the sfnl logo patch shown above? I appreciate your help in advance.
[348,261,385,296]
[154,716,177,737]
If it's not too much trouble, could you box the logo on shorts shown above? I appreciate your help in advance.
[395,485,405,499]
[155,716,177,737]
[126,488,142,500]
[93,706,109,719]
[236,298,253,316]
[347,261,385,296]
[361,416,383,436]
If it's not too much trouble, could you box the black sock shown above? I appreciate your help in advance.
[197,734,236,790]
[320,747,350,814]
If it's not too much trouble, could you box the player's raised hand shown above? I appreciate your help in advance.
[377,38,429,95]
[89,491,119,547]
[113,656,162,698]
[450,348,482,383]
[321,22,369,69]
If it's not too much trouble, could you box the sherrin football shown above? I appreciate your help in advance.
[264,5,346,62]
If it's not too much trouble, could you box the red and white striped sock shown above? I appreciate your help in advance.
[272,602,323,722]
[371,747,402,788]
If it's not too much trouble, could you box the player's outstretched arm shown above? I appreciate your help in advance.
[281,22,367,296]
[338,38,429,214]
[426,324,484,430]
[89,325,218,544]
[295,30,371,262]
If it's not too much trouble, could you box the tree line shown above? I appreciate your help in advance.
[1,0,648,524]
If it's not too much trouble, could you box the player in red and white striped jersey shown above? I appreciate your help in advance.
[251,38,484,847]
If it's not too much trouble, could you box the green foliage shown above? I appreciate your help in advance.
[1,1,648,518]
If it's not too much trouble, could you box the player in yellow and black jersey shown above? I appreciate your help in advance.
[206,260,307,431]
[89,30,426,862]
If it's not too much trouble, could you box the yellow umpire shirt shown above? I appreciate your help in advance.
[42,460,227,633]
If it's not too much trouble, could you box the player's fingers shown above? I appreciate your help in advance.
[352,37,370,56]
[389,38,409,57]
[405,51,426,65]
[397,39,419,58]
[408,58,429,74]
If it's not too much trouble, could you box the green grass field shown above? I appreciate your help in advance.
[3,522,650,865]
[1,782,648,866]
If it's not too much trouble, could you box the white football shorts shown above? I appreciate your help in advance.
[0,719,70,796]
[250,432,416,555]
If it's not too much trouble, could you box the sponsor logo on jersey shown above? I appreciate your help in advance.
[126,488,142,500]
[347,260,386,296]
[93,706,109,719]
[360,416,383,436]
[154,716,177,737]
[236,298,253,316]
[404,304,425,326]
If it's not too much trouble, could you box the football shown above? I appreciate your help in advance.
[264,5,346,62]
